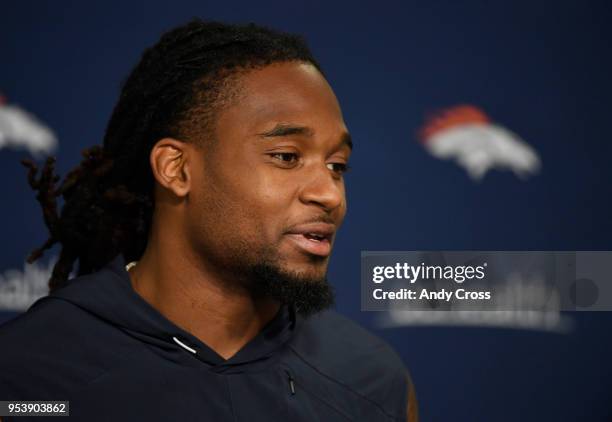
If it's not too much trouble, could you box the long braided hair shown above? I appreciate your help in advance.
[21,19,321,292]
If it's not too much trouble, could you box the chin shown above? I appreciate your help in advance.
[279,267,326,284]
[280,257,329,278]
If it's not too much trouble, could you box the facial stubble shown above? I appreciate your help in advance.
[229,239,335,318]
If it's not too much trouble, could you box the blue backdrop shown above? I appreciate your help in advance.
[1,1,611,421]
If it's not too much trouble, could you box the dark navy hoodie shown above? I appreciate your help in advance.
[0,254,409,421]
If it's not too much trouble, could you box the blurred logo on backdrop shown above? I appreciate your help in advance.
[0,93,57,158]
[0,93,57,312]
[419,104,541,181]
[410,107,557,331]
[0,258,55,312]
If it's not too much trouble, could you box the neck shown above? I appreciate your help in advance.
[128,225,280,360]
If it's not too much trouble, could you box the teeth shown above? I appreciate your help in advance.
[305,233,324,241]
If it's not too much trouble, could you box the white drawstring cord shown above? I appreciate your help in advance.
[172,336,197,354]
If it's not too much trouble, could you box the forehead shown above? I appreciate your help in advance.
[218,61,346,134]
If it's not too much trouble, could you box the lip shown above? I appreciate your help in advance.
[285,222,336,257]
[285,234,332,257]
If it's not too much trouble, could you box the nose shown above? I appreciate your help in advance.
[298,163,345,213]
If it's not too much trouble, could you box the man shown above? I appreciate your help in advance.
[0,19,417,421]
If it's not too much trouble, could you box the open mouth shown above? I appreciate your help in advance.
[286,233,331,257]
[284,222,335,257]
[303,233,327,242]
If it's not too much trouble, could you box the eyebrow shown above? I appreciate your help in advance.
[257,123,353,150]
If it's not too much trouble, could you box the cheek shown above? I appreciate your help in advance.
[198,168,292,246]
[243,176,295,240]
[339,187,347,221]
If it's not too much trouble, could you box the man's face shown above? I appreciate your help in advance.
[185,61,351,309]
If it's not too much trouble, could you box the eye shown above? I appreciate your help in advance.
[327,162,351,175]
[269,152,299,165]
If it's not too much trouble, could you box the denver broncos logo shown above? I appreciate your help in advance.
[0,93,57,158]
[419,104,541,181]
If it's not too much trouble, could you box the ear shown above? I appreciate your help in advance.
[149,138,192,198]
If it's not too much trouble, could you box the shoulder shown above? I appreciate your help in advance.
[0,266,122,354]
[0,296,120,399]
[290,309,408,415]
[0,296,84,349]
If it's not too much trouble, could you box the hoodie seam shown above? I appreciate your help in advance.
[292,376,355,421]
[225,376,238,422]
[288,345,400,421]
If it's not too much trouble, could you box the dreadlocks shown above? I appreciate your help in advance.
[21,18,321,292]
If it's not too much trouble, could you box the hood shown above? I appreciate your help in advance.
[44,254,298,372]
